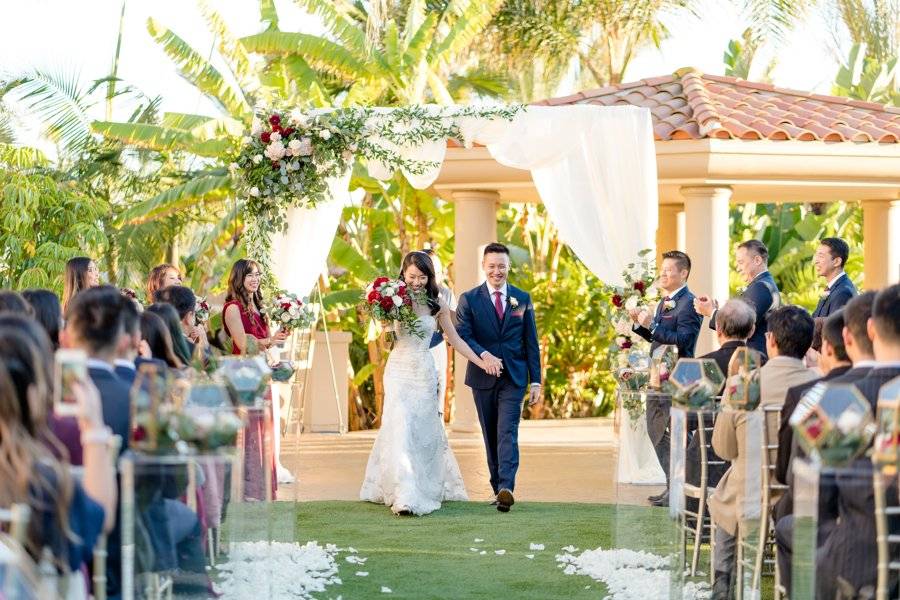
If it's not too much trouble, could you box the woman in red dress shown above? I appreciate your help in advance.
[223,259,288,501]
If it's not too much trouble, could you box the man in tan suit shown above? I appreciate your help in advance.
[708,305,817,597]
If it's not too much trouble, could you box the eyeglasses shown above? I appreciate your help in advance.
[246,272,262,279]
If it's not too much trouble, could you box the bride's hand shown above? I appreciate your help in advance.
[481,355,503,377]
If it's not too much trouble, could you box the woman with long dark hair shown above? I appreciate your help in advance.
[146,303,191,366]
[140,311,184,369]
[360,251,501,516]
[146,263,182,303]
[22,289,62,349]
[62,256,100,314]
[222,259,288,354]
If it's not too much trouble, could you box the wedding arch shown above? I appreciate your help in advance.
[232,103,660,295]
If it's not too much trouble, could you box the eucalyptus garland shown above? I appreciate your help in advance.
[231,104,523,275]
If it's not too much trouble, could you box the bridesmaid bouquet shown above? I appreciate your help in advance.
[362,277,425,339]
[267,291,315,331]
[194,296,211,326]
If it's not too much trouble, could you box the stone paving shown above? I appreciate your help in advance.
[277,418,660,506]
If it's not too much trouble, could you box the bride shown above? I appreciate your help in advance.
[360,251,502,516]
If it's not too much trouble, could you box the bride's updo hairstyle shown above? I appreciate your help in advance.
[399,251,441,316]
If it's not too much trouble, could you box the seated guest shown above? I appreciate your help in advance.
[709,305,816,596]
[153,285,209,360]
[699,298,758,375]
[140,311,184,369]
[115,294,166,387]
[145,263,182,304]
[22,289,62,349]
[840,291,879,377]
[695,239,781,356]
[146,302,192,367]
[0,325,115,581]
[0,290,34,315]
[685,299,760,503]
[62,256,100,314]
[628,250,703,507]
[816,284,900,599]
[812,237,856,320]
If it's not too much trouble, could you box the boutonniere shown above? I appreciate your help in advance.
[509,296,519,309]
[820,289,831,299]
[663,299,676,312]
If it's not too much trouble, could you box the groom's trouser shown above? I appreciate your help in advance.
[471,376,525,494]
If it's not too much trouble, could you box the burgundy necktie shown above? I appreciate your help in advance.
[494,291,504,319]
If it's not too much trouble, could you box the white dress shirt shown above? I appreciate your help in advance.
[488,282,509,315]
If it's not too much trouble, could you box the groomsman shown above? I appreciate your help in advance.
[629,250,703,507]
[695,239,780,357]
[812,237,857,318]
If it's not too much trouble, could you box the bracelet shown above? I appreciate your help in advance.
[81,427,112,447]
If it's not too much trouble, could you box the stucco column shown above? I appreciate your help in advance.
[680,186,732,356]
[656,204,686,265]
[862,199,900,291]
[451,190,499,433]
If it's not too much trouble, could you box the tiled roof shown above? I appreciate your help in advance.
[532,68,900,143]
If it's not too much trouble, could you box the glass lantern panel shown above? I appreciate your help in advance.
[873,375,900,468]
[721,348,764,412]
[792,384,875,467]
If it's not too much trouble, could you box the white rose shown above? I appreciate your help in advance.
[229,162,239,170]
[616,336,627,346]
[614,319,633,336]
[319,129,332,140]
[392,295,403,307]
[251,117,263,135]
[289,109,308,127]
[270,131,281,142]
[296,138,313,156]
[288,139,302,152]
[242,136,252,145]
[383,286,394,296]
[249,187,260,197]
[194,411,215,432]
[284,147,294,157]
[624,295,639,311]
[836,409,863,434]
[281,312,291,322]
[264,141,286,161]
[252,154,263,164]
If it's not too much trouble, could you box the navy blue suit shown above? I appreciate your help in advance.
[456,282,541,494]
[812,272,857,318]
[115,357,169,388]
[88,365,131,599]
[632,286,702,359]
[711,271,780,356]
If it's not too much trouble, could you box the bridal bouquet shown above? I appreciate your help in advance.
[362,277,425,339]
[267,291,315,331]
[194,296,211,326]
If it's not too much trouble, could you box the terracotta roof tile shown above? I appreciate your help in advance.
[533,71,900,143]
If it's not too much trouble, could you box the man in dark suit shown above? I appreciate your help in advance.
[61,285,132,598]
[114,295,168,387]
[628,250,703,506]
[456,243,542,513]
[698,298,757,375]
[816,284,900,599]
[812,237,857,319]
[774,294,878,591]
[695,239,780,356]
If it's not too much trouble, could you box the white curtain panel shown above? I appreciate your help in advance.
[272,105,658,291]
[271,170,352,296]
[483,105,658,287]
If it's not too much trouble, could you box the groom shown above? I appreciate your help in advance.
[456,243,542,513]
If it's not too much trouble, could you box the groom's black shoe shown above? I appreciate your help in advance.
[496,489,514,513]
[649,491,669,507]
[647,489,668,503]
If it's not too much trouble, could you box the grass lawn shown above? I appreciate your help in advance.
[224,501,676,599]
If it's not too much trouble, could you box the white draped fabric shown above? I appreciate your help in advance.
[272,105,657,291]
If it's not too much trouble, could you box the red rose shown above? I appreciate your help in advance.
[282,302,292,310]
[621,339,633,349]
[403,296,412,306]
[660,372,670,383]
[397,285,407,297]
[374,276,389,287]
[367,290,380,303]
[271,161,280,170]
[611,294,623,308]
[380,298,394,311]
[133,425,147,442]
[633,281,646,294]
[269,114,281,127]
[260,131,271,144]
[283,127,295,137]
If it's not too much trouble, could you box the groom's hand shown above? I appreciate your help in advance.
[528,384,542,407]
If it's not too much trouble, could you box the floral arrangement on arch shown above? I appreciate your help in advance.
[231,104,522,279]
[608,248,659,354]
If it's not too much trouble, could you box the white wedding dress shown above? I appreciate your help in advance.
[360,313,468,515]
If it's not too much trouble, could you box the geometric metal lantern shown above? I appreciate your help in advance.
[721,347,764,411]
[669,358,725,411]
[792,383,876,467]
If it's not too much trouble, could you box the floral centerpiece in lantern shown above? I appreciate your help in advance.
[721,347,764,411]
[669,358,725,411]
[362,276,425,339]
[194,296,211,327]
[873,376,900,470]
[650,344,678,391]
[792,383,876,467]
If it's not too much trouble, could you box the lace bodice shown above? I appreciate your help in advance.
[394,313,437,353]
